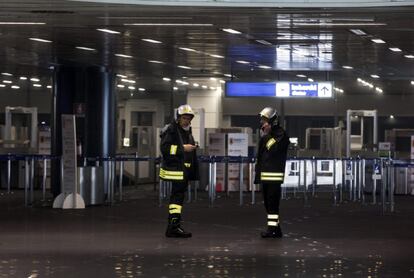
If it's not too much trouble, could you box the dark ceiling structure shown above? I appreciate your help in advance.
[1,0,414,96]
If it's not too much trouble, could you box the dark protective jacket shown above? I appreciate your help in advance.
[159,121,199,182]
[254,124,290,183]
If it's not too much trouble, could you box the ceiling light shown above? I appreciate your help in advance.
[349,29,367,35]
[33,84,42,87]
[411,81,414,85]
[210,77,217,81]
[76,46,96,51]
[308,78,314,82]
[182,81,189,85]
[20,76,27,80]
[138,88,146,91]
[115,54,133,58]
[222,28,241,34]
[296,74,307,78]
[0,22,45,25]
[128,86,135,90]
[3,80,12,84]
[178,47,197,52]
[371,74,380,78]
[1,73,12,76]
[256,40,272,46]
[29,38,52,43]
[202,85,208,89]
[116,74,127,78]
[124,23,213,26]
[295,23,385,26]
[209,54,224,58]
[193,83,199,87]
[30,78,40,82]
[390,115,394,119]
[130,93,134,97]
[46,85,52,89]
[209,87,216,90]
[97,28,120,34]
[117,84,125,88]
[178,65,192,69]
[148,60,164,64]
[371,39,386,44]
[224,74,232,78]
[236,60,249,64]
[121,79,136,84]
[342,65,353,69]
[173,87,178,91]
[0,84,6,88]
[404,55,414,59]
[389,47,402,52]
[142,39,162,44]
[11,85,20,89]
[163,77,171,82]
[376,87,383,93]
[258,65,272,69]
[219,80,225,84]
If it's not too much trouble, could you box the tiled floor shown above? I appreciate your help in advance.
[0,188,413,277]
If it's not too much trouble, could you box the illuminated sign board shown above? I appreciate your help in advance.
[226,82,333,98]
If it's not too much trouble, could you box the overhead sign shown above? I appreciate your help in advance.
[226,82,333,98]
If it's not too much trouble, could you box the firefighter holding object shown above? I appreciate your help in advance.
[159,104,199,238]
[255,107,290,238]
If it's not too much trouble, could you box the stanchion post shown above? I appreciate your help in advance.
[24,157,29,207]
[333,159,337,205]
[42,158,47,201]
[239,158,243,206]
[7,156,11,194]
[390,162,395,212]
[119,160,124,201]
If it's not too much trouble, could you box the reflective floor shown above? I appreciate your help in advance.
[0,188,413,277]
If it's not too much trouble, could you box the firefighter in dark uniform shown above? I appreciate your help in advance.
[160,104,199,238]
[255,107,290,238]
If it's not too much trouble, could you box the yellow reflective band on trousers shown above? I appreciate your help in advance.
[261,172,284,181]
[267,221,279,226]
[169,204,182,214]
[184,163,191,168]
[267,214,279,220]
[266,138,276,150]
[170,145,178,155]
[159,168,184,180]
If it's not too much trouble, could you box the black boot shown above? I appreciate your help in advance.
[261,225,282,238]
[165,215,192,238]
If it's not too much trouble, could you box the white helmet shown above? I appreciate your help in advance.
[176,104,195,119]
[259,107,278,124]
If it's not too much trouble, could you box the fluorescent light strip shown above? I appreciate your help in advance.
[0,84,6,88]
[47,85,52,89]
[404,55,414,59]
[20,77,27,80]
[177,65,192,69]
[97,28,120,34]
[294,23,386,26]
[1,73,12,76]
[33,84,42,87]
[236,60,249,64]
[128,86,135,90]
[0,22,45,25]
[115,54,133,58]
[11,85,20,89]
[222,28,241,34]
[349,29,367,35]
[371,39,386,44]
[256,40,272,46]
[117,84,125,88]
[142,39,162,44]
[209,54,224,58]
[138,88,146,91]
[258,65,272,69]
[29,38,52,43]
[163,77,171,82]
[389,47,402,52]
[148,60,164,64]
[3,80,12,84]
[124,23,213,26]
[30,78,40,82]
[370,74,380,79]
[116,74,127,78]
[342,65,353,69]
[179,47,197,52]
[76,46,96,51]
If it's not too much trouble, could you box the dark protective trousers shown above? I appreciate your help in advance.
[262,182,282,214]
[169,180,188,206]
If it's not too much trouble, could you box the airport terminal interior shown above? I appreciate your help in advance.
[0,0,414,277]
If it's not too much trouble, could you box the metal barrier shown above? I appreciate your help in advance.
[2,153,411,212]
